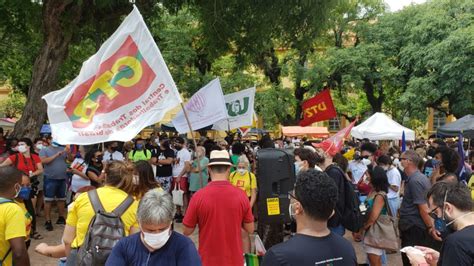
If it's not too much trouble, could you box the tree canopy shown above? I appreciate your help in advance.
[0,0,472,136]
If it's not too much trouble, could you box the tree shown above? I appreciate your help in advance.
[397,0,474,119]
[0,89,26,119]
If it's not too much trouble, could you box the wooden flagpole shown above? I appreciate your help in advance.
[179,102,204,188]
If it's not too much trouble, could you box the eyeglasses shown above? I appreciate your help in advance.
[428,207,439,220]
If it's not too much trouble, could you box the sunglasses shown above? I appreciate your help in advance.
[400,157,409,161]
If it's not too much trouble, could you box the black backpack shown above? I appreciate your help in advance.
[77,190,134,266]
[326,165,364,232]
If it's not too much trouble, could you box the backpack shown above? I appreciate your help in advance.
[77,190,134,266]
[326,165,364,232]
[0,198,15,264]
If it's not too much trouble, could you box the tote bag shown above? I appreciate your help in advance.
[363,192,400,252]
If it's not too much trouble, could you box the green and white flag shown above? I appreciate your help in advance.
[213,87,256,131]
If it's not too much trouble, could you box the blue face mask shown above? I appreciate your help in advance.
[18,186,31,200]
[136,144,143,150]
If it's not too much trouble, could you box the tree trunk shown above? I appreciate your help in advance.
[363,77,383,114]
[293,51,308,124]
[257,48,281,85]
[12,0,83,139]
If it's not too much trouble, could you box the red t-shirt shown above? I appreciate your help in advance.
[9,154,41,175]
[183,180,254,266]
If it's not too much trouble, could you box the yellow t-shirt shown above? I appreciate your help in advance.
[229,171,257,197]
[14,201,32,242]
[0,201,26,266]
[66,186,139,248]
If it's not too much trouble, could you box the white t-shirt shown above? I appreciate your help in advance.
[103,150,124,162]
[172,148,191,177]
[386,167,402,199]
[70,158,89,192]
[348,161,367,184]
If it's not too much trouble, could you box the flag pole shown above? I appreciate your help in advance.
[180,103,204,189]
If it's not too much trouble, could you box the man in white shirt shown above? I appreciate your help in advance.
[172,137,191,223]
[103,141,124,163]
[378,155,402,216]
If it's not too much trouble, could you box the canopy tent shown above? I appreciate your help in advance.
[437,114,474,138]
[351,112,415,140]
[282,126,329,138]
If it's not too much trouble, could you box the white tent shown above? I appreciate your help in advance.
[351,112,415,140]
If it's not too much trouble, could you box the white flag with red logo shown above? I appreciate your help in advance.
[172,78,228,134]
[42,6,182,145]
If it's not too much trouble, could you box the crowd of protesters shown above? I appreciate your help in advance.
[0,126,472,266]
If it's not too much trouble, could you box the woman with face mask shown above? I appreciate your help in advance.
[84,149,104,188]
[105,189,201,266]
[229,155,257,254]
[188,146,209,196]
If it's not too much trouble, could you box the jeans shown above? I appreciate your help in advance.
[329,224,345,236]
[44,177,67,201]
[388,196,400,216]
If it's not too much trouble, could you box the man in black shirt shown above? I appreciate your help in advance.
[262,169,357,266]
[412,182,474,266]
[151,138,175,191]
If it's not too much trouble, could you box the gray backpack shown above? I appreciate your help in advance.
[76,190,134,266]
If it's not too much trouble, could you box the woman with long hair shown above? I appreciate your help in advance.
[62,161,139,265]
[133,160,160,199]
[84,148,103,187]
[361,166,390,266]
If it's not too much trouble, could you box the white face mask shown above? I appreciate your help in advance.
[237,168,247,175]
[361,158,371,166]
[142,227,171,250]
[36,144,44,150]
[288,202,296,220]
[132,175,139,185]
[18,145,28,154]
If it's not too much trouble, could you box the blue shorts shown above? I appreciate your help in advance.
[44,176,67,201]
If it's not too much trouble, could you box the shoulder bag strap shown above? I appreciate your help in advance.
[1,248,11,263]
[374,192,393,217]
[87,190,105,214]
[112,195,134,217]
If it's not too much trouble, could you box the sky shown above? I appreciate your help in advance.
[385,0,427,12]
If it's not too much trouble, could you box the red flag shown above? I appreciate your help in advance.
[312,120,356,157]
[299,88,337,127]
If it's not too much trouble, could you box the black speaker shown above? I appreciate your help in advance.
[256,148,296,224]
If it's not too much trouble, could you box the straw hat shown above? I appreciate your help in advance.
[208,150,232,166]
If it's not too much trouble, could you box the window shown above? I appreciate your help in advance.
[433,111,446,130]
[328,117,340,131]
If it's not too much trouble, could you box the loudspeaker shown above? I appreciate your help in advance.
[256,148,295,224]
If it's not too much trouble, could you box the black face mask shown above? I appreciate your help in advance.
[174,144,182,150]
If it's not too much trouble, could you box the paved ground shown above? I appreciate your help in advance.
[29,213,403,265]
